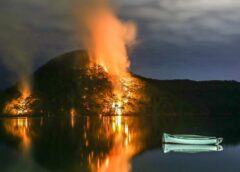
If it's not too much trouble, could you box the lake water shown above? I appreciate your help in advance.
[0,115,239,172]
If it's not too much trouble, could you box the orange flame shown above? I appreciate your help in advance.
[86,8,136,77]
[19,80,31,99]
[75,3,139,115]
[83,7,137,98]
[4,80,33,115]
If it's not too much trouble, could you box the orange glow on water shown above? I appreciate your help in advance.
[98,116,134,172]
[87,115,143,172]
[98,140,132,172]
[70,108,76,128]
[4,118,31,150]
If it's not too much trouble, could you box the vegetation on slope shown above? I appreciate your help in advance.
[1,50,240,116]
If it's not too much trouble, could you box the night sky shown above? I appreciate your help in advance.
[1,0,240,89]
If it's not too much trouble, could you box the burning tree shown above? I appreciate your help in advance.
[4,81,37,115]
[4,95,36,115]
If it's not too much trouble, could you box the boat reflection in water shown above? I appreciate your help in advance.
[163,144,223,154]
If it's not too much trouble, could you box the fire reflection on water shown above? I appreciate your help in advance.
[70,108,76,128]
[89,115,143,172]
[1,114,145,171]
[4,117,31,151]
[98,117,131,172]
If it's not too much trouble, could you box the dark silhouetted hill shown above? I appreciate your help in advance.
[1,50,240,116]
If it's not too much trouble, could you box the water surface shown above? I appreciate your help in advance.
[0,115,239,172]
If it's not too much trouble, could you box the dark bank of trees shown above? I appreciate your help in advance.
[143,78,240,116]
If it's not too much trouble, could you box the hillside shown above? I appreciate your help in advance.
[1,50,240,116]
[143,78,240,116]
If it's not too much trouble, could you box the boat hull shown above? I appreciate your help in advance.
[162,133,223,145]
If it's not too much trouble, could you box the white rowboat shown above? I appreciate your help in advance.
[162,133,223,145]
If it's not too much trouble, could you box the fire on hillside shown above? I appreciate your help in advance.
[4,82,36,116]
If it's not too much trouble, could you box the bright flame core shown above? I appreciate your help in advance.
[83,7,137,104]
[86,8,136,78]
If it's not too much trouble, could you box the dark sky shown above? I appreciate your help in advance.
[1,0,240,89]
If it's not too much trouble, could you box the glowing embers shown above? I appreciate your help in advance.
[82,63,144,116]
[4,95,36,115]
[86,64,110,79]
[4,82,36,116]
[110,75,144,116]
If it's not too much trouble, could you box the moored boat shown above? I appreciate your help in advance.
[162,133,223,145]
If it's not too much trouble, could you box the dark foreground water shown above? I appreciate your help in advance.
[0,115,239,172]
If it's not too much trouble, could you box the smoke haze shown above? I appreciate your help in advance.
[0,6,37,91]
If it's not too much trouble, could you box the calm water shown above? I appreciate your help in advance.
[0,115,239,172]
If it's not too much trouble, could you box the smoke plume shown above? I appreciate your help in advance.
[0,8,36,95]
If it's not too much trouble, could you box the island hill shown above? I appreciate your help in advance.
[1,50,240,117]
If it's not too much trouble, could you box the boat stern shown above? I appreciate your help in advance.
[216,138,223,145]
[162,133,168,143]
